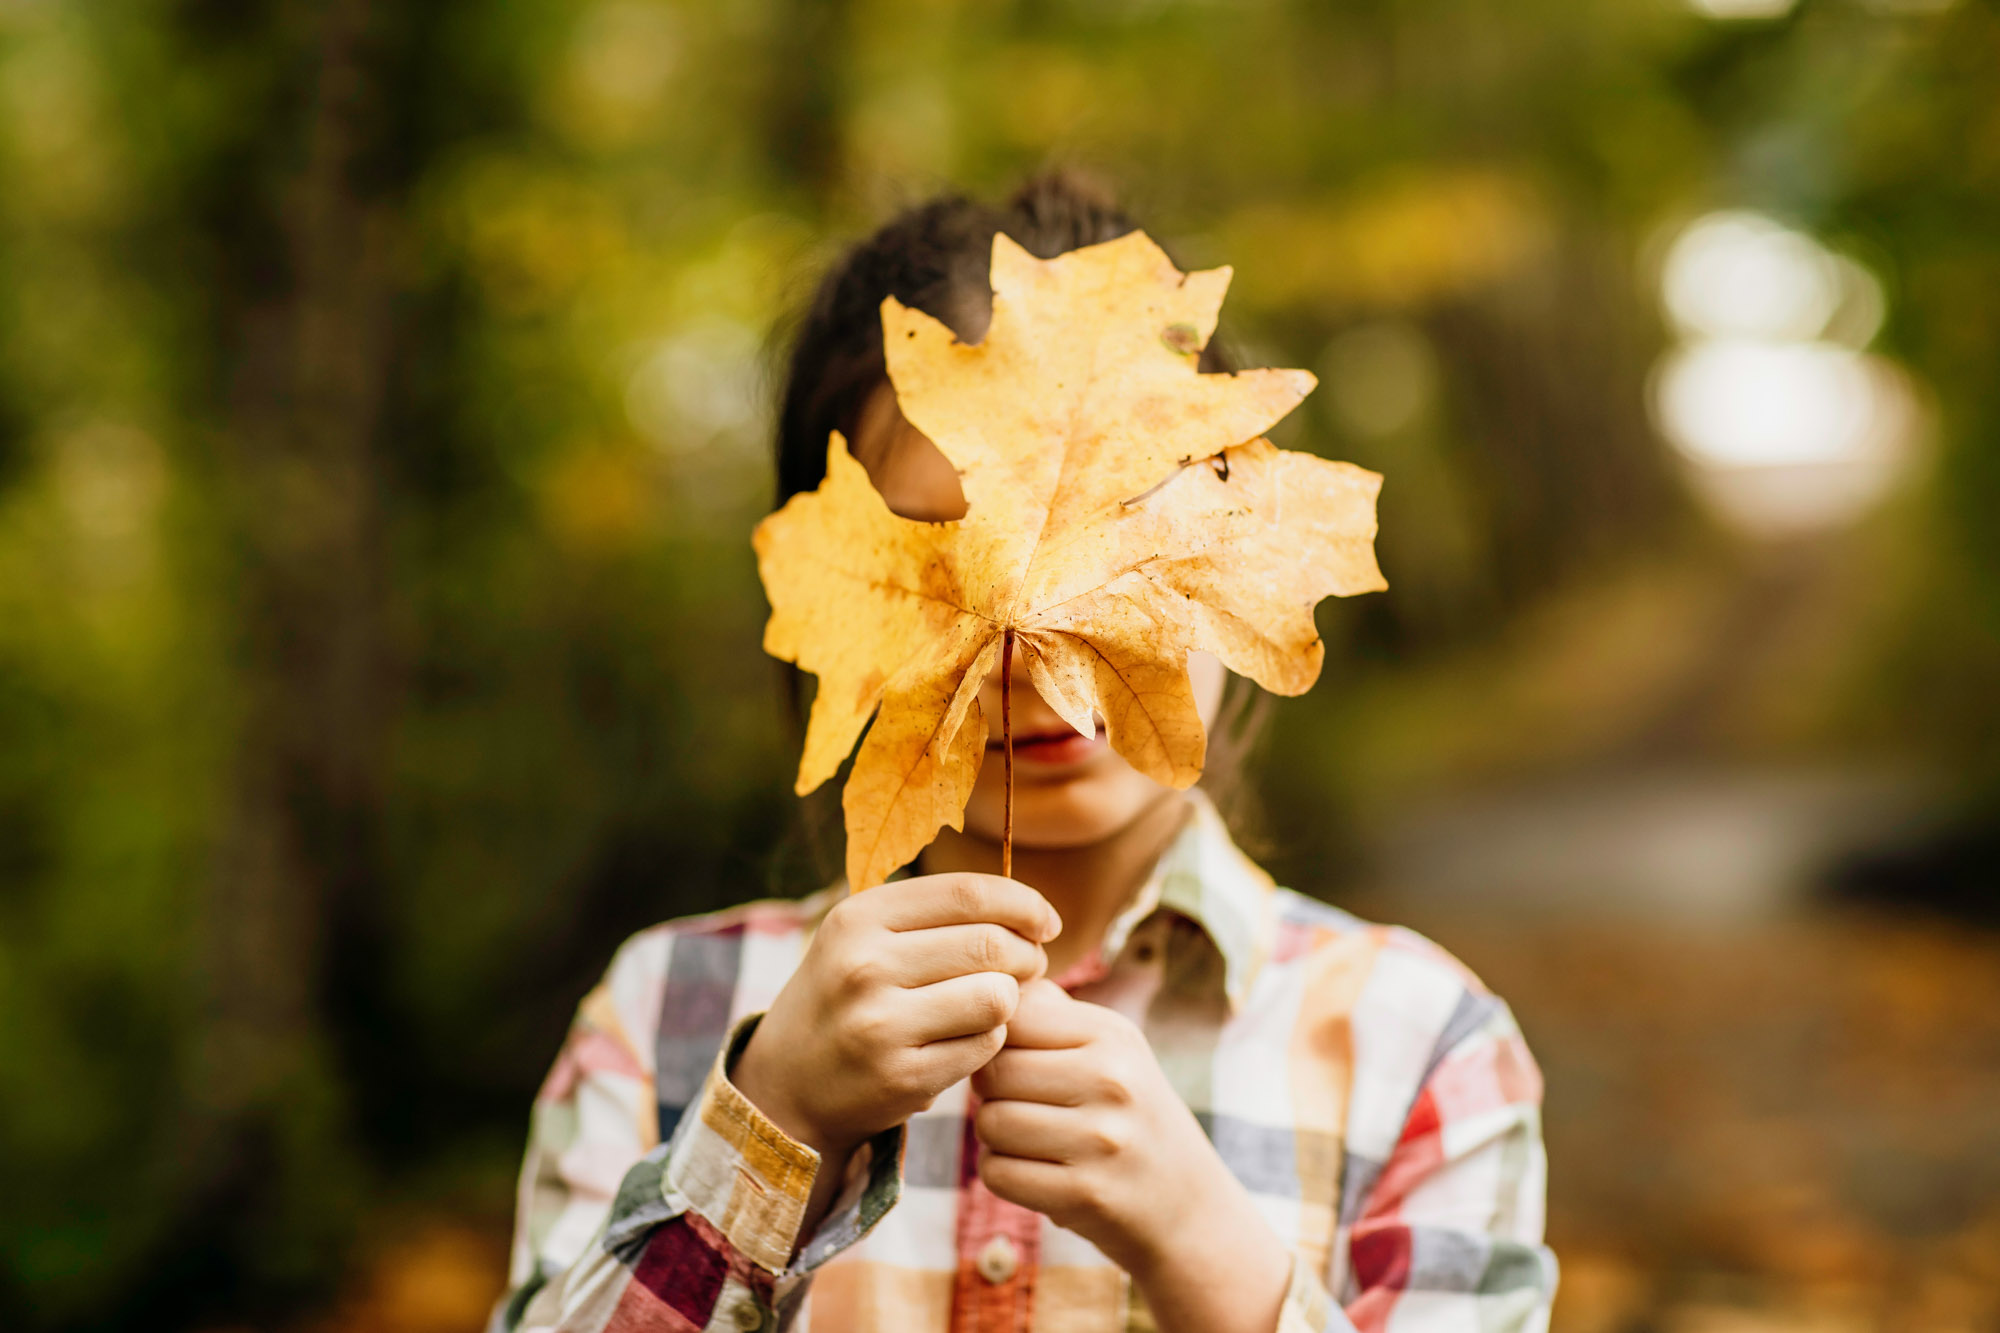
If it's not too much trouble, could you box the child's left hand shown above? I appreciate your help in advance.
[969,979,1291,1326]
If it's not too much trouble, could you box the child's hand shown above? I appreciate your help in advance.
[970,980,1292,1329]
[730,874,1059,1159]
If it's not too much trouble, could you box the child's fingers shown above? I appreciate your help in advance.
[970,1045,1086,1106]
[973,1098,1092,1163]
[891,923,1046,988]
[976,1150,1069,1215]
[868,873,1062,943]
[997,978,1098,1049]
[899,970,1022,1044]
[912,1026,1009,1088]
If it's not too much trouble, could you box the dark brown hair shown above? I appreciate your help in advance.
[773,172,1226,507]
[769,172,1270,864]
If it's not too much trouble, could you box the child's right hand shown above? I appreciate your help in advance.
[729,873,1061,1159]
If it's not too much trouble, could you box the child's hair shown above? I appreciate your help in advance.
[774,171,1241,505]
[768,171,1270,872]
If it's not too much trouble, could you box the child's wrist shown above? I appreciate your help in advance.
[727,1019,858,1160]
[1123,1158,1276,1293]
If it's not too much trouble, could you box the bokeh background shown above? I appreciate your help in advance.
[3,0,1997,1329]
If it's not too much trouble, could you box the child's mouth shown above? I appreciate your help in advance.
[995,721,1108,767]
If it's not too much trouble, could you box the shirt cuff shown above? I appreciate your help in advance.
[657,1012,905,1277]
[783,1115,903,1280]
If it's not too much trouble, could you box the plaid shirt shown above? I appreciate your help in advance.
[495,796,1557,1332]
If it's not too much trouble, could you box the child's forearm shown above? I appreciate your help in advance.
[1124,1177,1293,1333]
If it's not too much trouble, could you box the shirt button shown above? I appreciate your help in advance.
[975,1234,1019,1284]
[729,1299,765,1331]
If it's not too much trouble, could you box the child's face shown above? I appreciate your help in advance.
[849,384,1228,850]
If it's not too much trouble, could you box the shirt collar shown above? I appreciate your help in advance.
[1093,790,1277,1013]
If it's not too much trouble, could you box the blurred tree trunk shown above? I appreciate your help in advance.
[1431,226,1685,606]
[189,0,400,1300]
[765,0,851,203]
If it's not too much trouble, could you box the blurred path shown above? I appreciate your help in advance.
[1610,543,1835,766]
[1362,533,1942,922]
[1340,539,1999,1333]
[1374,763,1934,922]
[1373,896,2000,1333]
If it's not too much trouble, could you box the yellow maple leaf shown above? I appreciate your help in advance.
[754,230,1386,890]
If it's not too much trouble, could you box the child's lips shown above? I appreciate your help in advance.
[994,723,1107,767]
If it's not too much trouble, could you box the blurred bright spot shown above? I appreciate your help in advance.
[555,0,682,145]
[1686,0,1798,18]
[54,421,163,542]
[1662,212,1842,342]
[45,420,166,590]
[570,2,678,110]
[1653,211,1915,536]
[0,30,121,219]
[1321,320,1439,438]
[1655,341,1901,469]
[624,317,763,455]
[1821,254,1886,350]
[1652,341,1918,532]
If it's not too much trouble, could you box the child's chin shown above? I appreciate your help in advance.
[965,771,1167,851]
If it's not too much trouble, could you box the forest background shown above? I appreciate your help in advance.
[2,1,1996,1330]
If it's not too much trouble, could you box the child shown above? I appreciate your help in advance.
[494,174,1557,1333]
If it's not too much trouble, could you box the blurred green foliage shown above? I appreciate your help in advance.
[0,0,1993,1328]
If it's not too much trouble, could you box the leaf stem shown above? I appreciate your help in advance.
[1000,628,1014,879]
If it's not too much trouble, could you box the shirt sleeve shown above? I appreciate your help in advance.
[1273,994,1559,1333]
[493,966,904,1332]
